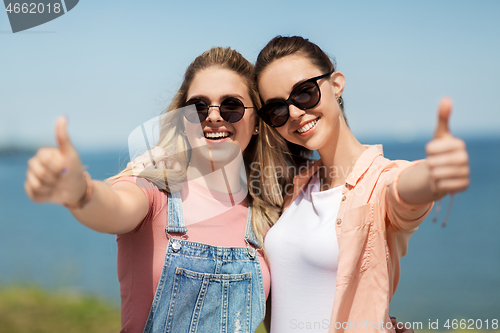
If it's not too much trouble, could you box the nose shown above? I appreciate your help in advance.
[205,106,223,123]
[288,104,305,121]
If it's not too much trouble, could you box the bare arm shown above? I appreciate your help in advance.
[24,116,149,234]
[68,180,149,234]
[398,98,469,205]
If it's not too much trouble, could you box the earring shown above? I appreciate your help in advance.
[254,128,259,134]
[336,96,343,106]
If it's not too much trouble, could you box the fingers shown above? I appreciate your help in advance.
[426,98,469,197]
[434,97,452,139]
[25,169,49,202]
[391,317,413,333]
[390,317,397,329]
[25,146,66,203]
[55,116,75,155]
[27,154,61,185]
[25,118,85,206]
[426,133,466,154]
[426,140,468,168]
[426,136,470,196]
[433,178,469,193]
[54,115,85,176]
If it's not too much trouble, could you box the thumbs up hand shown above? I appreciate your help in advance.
[425,98,470,198]
[25,116,87,206]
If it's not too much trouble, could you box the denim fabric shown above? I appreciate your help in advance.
[143,192,265,333]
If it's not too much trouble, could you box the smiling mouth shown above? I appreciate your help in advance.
[204,131,231,140]
[296,118,319,134]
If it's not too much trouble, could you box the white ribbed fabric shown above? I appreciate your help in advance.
[265,173,342,333]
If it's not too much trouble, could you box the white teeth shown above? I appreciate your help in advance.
[204,131,230,139]
[297,119,318,133]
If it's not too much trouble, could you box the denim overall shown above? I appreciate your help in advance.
[143,192,266,333]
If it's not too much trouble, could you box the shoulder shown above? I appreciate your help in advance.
[112,175,158,189]
[359,156,426,202]
[113,176,170,232]
[112,176,166,199]
[370,157,424,184]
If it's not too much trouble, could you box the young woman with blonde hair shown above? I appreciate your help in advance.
[24,47,291,333]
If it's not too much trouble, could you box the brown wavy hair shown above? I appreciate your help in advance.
[255,35,347,164]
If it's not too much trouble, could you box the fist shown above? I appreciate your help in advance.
[24,116,87,206]
[425,98,470,198]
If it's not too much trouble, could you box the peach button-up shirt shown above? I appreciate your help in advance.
[282,145,433,333]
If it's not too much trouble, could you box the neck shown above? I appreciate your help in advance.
[187,145,244,195]
[316,116,365,190]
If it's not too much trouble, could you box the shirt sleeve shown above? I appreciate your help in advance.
[111,176,168,232]
[383,159,434,231]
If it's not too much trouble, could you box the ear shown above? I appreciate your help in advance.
[330,71,345,97]
[252,122,260,135]
[252,115,260,135]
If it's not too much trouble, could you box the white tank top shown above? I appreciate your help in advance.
[265,173,342,333]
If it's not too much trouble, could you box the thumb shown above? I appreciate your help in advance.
[434,97,453,139]
[55,116,75,154]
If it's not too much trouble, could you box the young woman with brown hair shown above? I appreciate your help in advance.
[255,36,469,333]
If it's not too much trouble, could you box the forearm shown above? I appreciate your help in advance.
[68,180,148,234]
[397,161,444,206]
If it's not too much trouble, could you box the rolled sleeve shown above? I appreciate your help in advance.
[384,160,433,231]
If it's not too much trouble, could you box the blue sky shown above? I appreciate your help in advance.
[1,0,499,151]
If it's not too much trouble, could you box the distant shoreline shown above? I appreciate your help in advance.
[1,133,498,156]
[0,146,37,155]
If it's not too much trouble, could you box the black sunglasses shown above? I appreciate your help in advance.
[257,71,334,127]
[184,97,254,124]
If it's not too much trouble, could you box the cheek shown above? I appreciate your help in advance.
[233,121,255,152]
[247,112,257,128]
[276,126,290,139]
[235,122,252,142]
[239,113,256,136]
[183,120,205,148]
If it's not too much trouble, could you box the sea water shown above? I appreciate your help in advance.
[0,137,499,324]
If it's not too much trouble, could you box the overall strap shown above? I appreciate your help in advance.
[166,191,187,234]
[244,207,261,248]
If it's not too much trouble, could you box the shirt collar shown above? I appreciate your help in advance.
[292,145,384,192]
[344,145,384,187]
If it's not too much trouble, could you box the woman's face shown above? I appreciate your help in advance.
[184,67,257,157]
[258,55,345,151]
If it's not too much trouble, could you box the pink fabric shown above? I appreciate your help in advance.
[113,176,270,333]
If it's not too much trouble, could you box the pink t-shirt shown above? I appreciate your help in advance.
[113,176,270,333]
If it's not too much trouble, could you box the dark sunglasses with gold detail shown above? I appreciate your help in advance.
[257,72,333,127]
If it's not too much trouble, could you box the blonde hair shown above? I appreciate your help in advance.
[107,47,294,247]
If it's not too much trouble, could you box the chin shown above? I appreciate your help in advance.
[299,137,327,151]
